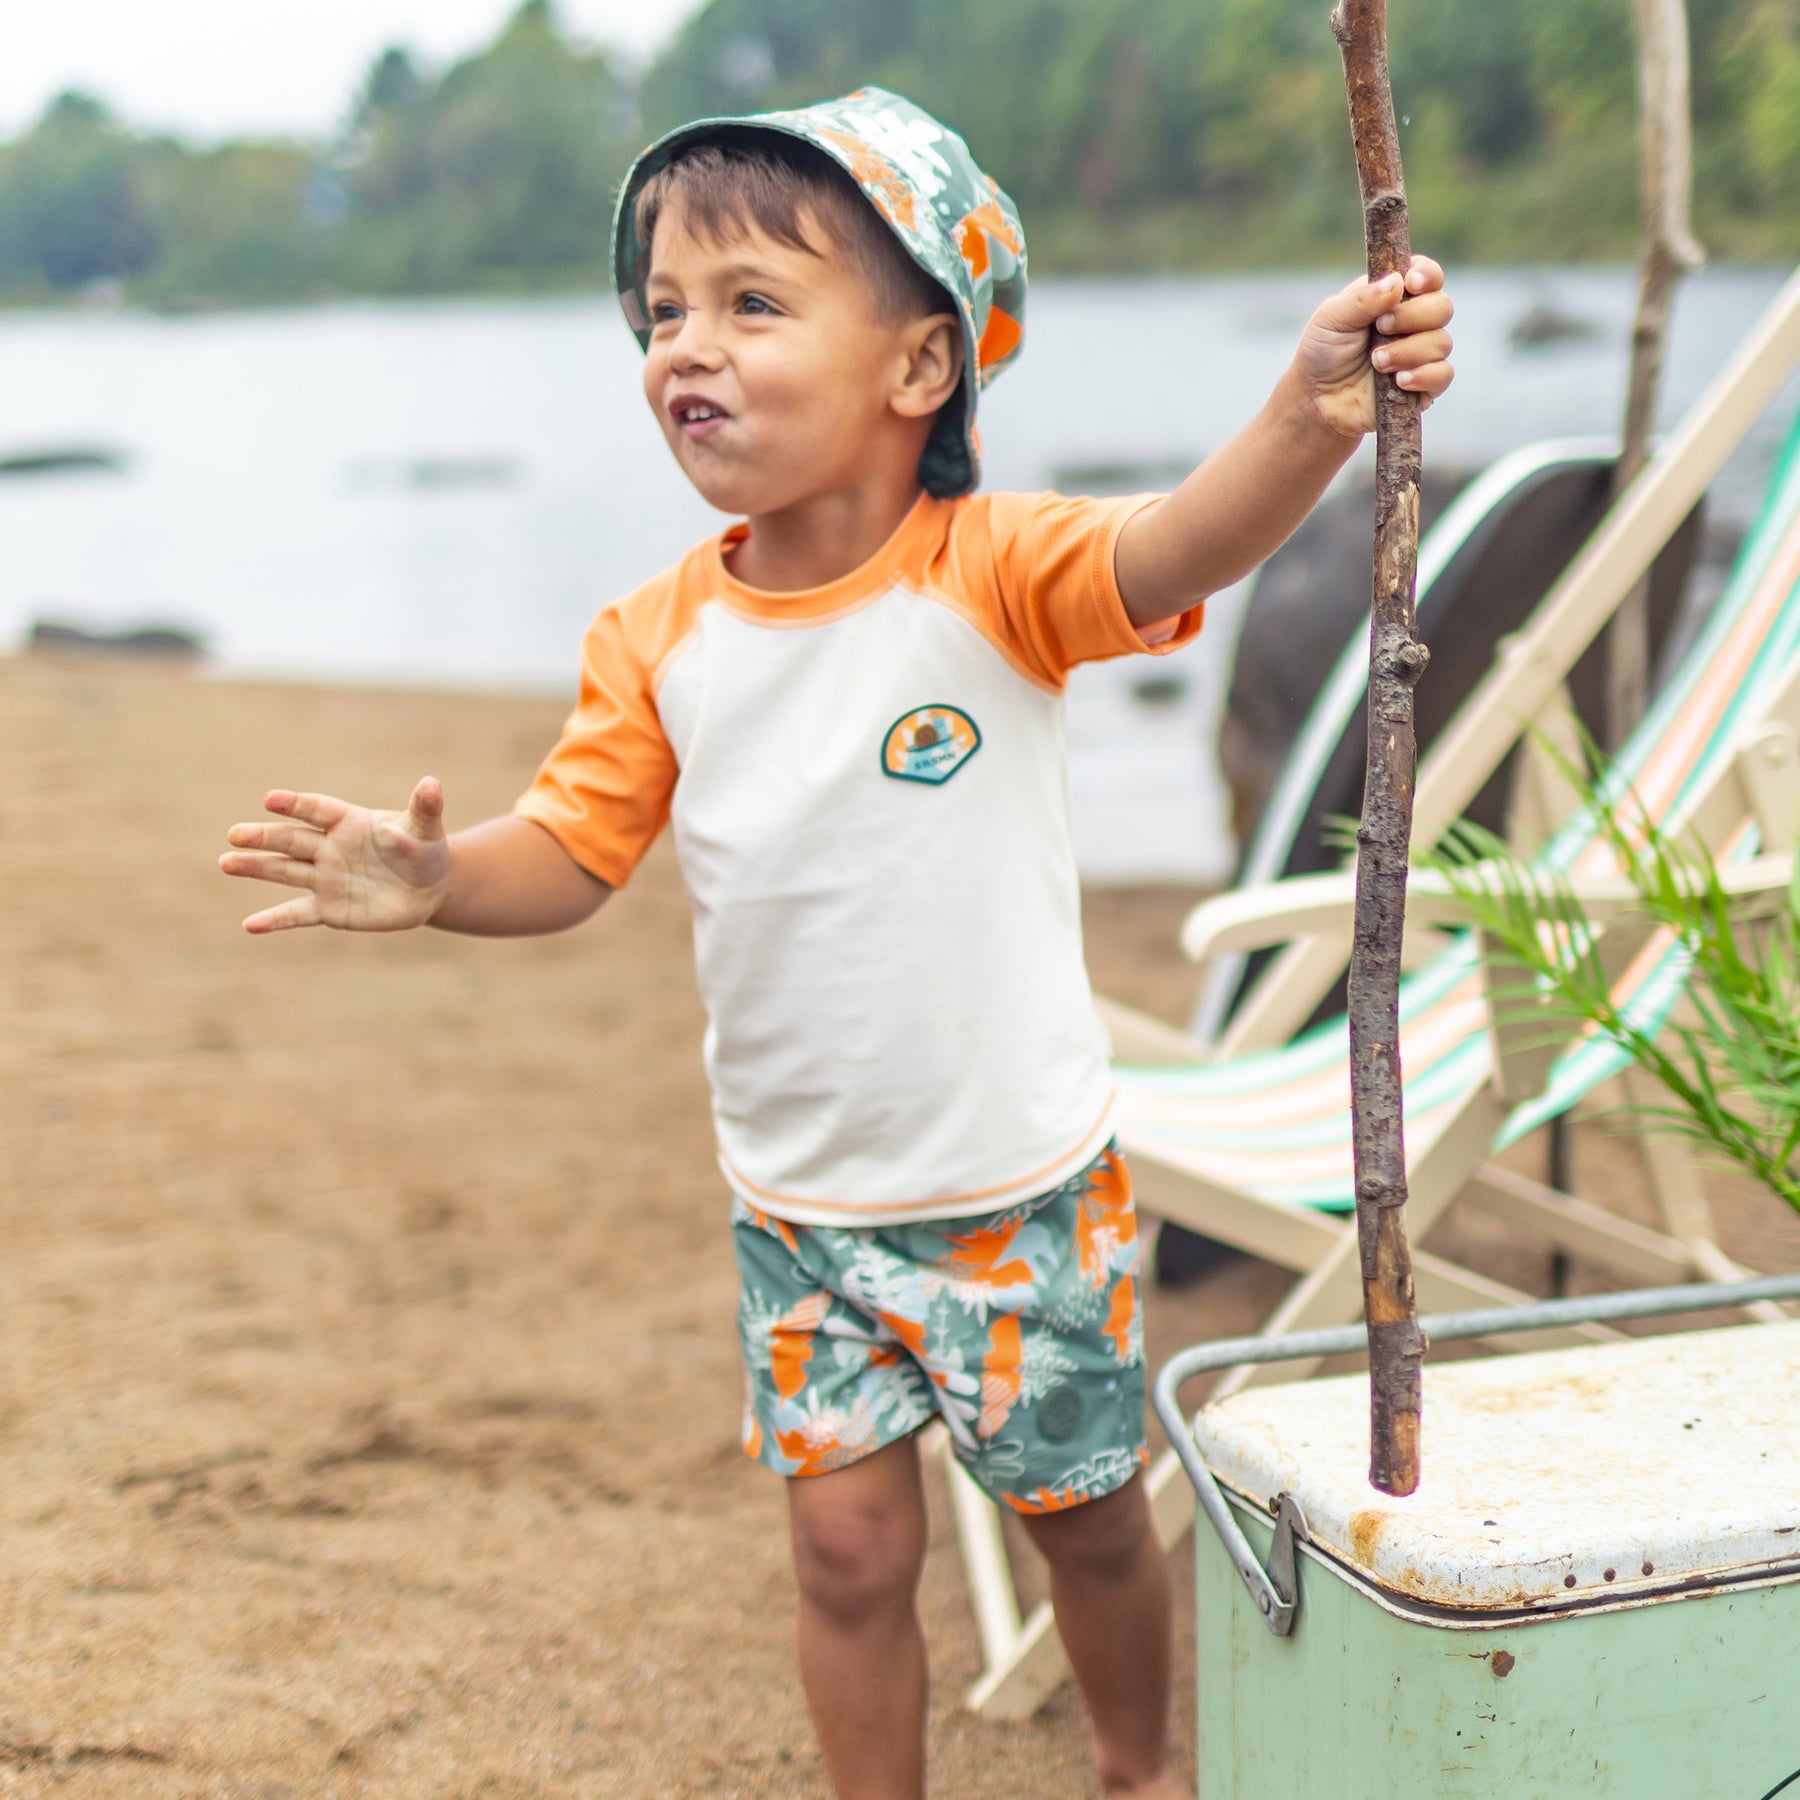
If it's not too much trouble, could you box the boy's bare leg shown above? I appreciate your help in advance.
[786,1434,931,1800]
[1018,1473,1187,1800]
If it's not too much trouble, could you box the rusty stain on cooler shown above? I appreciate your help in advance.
[1490,1649,1516,1677]
[1444,1371,1611,1415]
[1350,1510,1389,1566]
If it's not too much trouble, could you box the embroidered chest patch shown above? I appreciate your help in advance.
[880,705,982,785]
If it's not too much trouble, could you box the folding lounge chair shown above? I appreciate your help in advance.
[1177,267,1800,1064]
[950,265,1800,1719]
[1194,435,1704,1049]
[1153,438,1704,1285]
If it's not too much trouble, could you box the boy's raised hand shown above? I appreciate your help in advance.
[1296,254,1454,440]
[221,777,452,935]
[1114,252,1456,626]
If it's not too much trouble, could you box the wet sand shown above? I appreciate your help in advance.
[5,652,1796,1797]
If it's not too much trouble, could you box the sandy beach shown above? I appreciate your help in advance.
[6,649,1798,1799]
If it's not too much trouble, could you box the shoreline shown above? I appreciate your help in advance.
[1,258,1797,326]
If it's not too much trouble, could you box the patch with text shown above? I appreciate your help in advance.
[880,704,981,786]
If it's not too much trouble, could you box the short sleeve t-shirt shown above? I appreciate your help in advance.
[516,489,1202,1226]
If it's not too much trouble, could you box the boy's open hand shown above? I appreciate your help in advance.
[221,777,452,935]
[1296,254,1454,440]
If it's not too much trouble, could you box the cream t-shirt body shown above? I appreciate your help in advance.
[516,489,1202,1228]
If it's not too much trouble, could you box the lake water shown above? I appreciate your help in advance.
[1,266,1795,880]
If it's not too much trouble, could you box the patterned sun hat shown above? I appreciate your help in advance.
[613,86,1028,498]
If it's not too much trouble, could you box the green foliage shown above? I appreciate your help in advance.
[354,48,429,134]
[641,0,1797,269]
[0,0,1794,305]
[641,0,1356,242]
[134,142,328,306]
[1423,765,1800,1216]
[1739,6,1800,210]
[340,0,635,292]
[0,92,160,295]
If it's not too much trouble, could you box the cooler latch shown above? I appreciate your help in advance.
[1264,1492,1309,1627]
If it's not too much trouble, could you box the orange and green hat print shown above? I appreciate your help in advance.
[613,87,1027,499]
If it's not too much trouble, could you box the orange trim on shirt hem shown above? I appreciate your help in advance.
[719,1099,1116,1217]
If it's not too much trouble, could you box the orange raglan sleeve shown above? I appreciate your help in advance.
[512,593,678,890]
[957,491,1205,687]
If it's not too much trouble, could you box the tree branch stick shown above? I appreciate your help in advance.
[1605,0,1706,751]
[1332,0,1426,1497]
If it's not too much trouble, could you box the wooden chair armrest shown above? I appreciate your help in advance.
[1176,852,1793,967]
[1178,870,1358,963]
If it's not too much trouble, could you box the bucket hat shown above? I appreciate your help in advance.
[613,86,1027,498]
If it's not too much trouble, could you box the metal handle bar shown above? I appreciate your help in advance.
[1151,1273,1800,1638]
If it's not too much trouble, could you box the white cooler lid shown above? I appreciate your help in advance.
[1193,1320,1800,1611]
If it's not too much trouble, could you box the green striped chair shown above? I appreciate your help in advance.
[1114,402,1800,1357]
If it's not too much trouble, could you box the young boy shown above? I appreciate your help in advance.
[222,89,1452,1800]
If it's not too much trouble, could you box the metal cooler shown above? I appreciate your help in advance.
[1154,1279,1800,1799]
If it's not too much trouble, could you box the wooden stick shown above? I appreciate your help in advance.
[1331,0,1426,1498]
[1605,0,1706,749]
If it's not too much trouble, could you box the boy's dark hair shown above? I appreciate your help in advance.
[633,130,954,326]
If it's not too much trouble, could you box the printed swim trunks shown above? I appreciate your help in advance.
[732,1143,1146,1513]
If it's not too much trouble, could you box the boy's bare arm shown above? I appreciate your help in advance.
[1115,257,1454,629]
[220,778,611,938]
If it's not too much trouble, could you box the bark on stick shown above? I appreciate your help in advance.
[1605,0,1705,750]
[1332,0,1427,1498]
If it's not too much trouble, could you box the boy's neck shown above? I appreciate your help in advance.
[725,469,931,595]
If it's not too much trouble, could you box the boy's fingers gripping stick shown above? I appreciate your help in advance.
[1351,272,1406,326]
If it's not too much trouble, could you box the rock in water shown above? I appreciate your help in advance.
[27,620,208,662]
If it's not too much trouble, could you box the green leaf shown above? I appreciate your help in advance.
[1419,726,1800,1220]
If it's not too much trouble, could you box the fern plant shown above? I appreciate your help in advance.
[1419,768,1800,1217]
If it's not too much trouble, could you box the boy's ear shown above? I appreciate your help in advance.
[891,313,964,420]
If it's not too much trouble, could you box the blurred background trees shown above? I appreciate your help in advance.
[338,1,633,293]
[0,92,163,298]
[0,0,1795,308]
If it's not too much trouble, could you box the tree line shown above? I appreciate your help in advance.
[1,0,1795,307]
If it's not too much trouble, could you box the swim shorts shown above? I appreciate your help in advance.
[732,1143,1146,1513]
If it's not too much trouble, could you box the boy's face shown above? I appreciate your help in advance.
[642,205,956,520]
